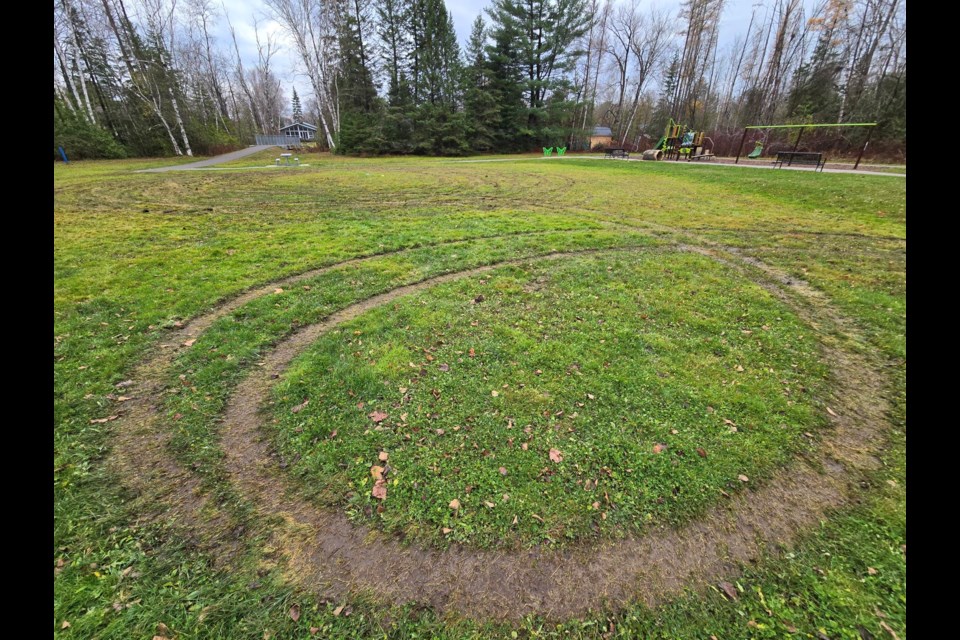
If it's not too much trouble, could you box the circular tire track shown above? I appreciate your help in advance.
[109,232,893,621]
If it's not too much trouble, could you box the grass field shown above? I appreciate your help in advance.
[54,153,905,638]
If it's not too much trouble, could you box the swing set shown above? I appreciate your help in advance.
[734,122,878,169]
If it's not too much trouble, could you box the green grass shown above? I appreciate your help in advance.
[54,154,906,638]
[270,251,827,548]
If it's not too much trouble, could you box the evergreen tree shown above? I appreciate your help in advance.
[463,16,500,152]
[486,0,592,144]
[335,0,384,153]
[291,88,303,122]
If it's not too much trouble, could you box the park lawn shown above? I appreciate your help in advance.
[54,155,905,638]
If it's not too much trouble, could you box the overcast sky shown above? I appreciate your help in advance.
[216,0,773,112]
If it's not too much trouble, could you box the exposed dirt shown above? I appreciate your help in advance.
[108,228,895,621]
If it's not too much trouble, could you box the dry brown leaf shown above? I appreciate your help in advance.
[587,393,595,400]
[735,364,744,372]
[738,474,749,482]
[310,628,320,635]
[61,621,71,629]
[449,499,461,510]
[468,348,475,357]
[291,399,309,414]
[274,288,284,294]
[370,466,384,480]
[368,410,388,423]
[289,604,300,622]
[499,467,508,476]
[439,363,450,371]
[183,339,196,347]
[379,451,389,462]
[653,444,666,454]
[521,443,528,451]
[879,622,900,640]
[491,390,499,397]
[867,567,878,575]
[442,527,452,534]
[484,501,495,508]
[827,406,838,417]
[333,605,344,616]
[723,418,736,426]
[697,447,708,458]
[549,448,563,463]
[718,581,738,600]
[89,415,119,424]
[372,479,387,500]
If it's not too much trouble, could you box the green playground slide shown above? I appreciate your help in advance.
[748,142,763,159]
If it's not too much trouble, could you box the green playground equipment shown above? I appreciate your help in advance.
[557,147,567,155]
[647,118,711,160]
[543,147,554,156]
[747,141,764,159]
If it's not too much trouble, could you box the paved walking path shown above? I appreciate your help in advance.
[137,145,275,172]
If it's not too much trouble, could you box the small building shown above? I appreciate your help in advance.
[280,122,318,141]
[589,126,613,150]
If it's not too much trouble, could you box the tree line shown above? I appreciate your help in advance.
[54,0,905,159]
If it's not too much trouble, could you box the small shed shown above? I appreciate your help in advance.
[589,126,613,150]
[280,122,318,141]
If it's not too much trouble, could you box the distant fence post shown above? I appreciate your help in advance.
[58,146,69,163]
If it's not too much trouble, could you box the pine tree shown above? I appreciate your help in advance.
[463,16,500,152]
[291,88,303,122]
[486,0,592,144]
[335,0,383,153]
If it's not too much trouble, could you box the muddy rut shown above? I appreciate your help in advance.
[109,230,893,621]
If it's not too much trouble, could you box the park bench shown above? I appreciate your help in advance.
[605,148,629,159]
[276,153,300,166]
[773,151,825,172]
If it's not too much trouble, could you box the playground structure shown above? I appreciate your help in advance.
[643,118,714,161]
[734,123,878,169]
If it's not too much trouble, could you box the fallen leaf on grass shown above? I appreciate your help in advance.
[867,567,878,575]
[379,451,389,462]
[115,380,134,388]
[333,605,344,616]
[735,364,744,372]
[310,628,320,636]
[291,399,309,414]
[89,415,119,424]
[549,448,563,462]
[372,479,387,500]
[653,444,666,454]
[469,348,475,357]
[368,410,388,423]
[531,514,545,522]
[827,406,838,417]
[718,581,738,600]
[289,604,300,621]
[439,363,450,372]
[449,499,461,510]
[484,501,495,508]
[521,443,528,451]
[738,474,749,482]
[879,622,900,640]
[61,621,70,629]
[697,448,708,458]
[274,288,284,294]
[499,467,508,476]
[370,466,384,480]
[442,527,452,534]
[491,390,499,397]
